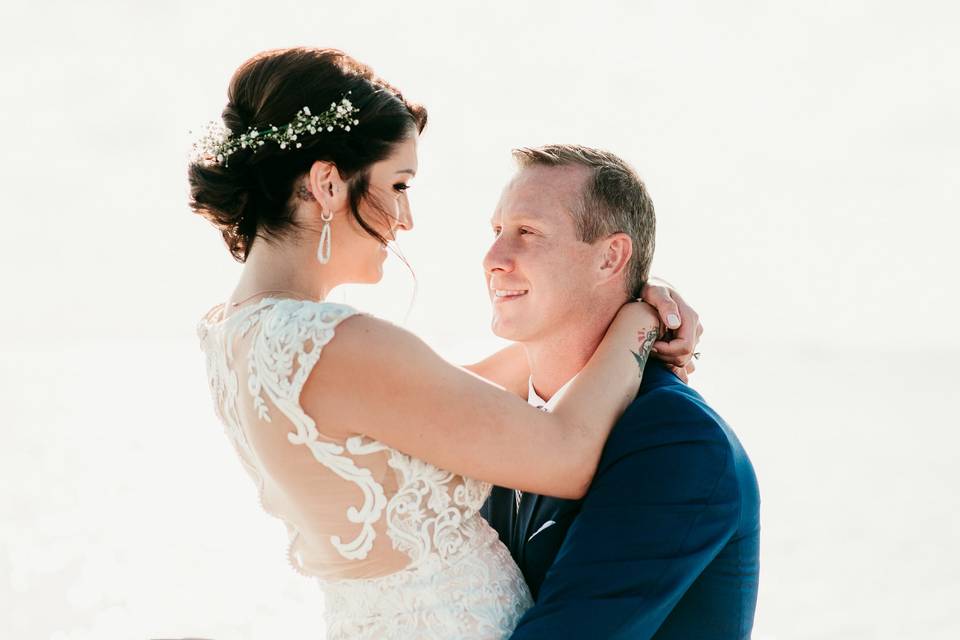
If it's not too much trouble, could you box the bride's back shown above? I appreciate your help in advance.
[197,297,495,582]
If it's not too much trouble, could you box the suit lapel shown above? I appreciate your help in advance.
[516,490,544,562]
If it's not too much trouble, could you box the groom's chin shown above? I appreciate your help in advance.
[490,315,525,342]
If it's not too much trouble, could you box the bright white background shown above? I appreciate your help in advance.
[1,1,958,638]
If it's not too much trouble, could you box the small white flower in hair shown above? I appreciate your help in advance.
[191,95,361,166]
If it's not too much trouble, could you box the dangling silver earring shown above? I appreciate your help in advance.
[317,210,333,264]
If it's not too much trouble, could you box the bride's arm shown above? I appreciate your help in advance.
[464,282,703,393]
[462,343,529,398]
[302,302,660,500]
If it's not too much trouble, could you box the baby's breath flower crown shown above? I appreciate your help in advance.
[191,94,360,167]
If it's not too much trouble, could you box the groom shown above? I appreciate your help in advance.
[479,145,760,639]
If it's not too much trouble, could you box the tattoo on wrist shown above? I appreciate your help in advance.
[630,328,659,377]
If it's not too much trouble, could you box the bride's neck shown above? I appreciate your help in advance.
[232,237,333,302]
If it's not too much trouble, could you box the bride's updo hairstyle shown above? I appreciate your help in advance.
[188,47,428,262]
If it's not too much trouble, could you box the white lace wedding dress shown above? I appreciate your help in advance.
[197,297,533,639]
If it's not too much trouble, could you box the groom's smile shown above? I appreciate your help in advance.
[491,287,529,302]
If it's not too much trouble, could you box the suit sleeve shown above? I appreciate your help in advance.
[509,395,741,640]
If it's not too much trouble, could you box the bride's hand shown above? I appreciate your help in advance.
[640,282,703,382]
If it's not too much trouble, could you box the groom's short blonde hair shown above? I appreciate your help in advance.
[512,144,655,299]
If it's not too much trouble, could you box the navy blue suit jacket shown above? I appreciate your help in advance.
[481,361,760,639]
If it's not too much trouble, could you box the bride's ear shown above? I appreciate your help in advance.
[307,160,348,215]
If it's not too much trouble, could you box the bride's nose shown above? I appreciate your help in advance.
[395,198,413,232]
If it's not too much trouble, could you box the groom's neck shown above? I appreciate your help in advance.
[524,307,620,402]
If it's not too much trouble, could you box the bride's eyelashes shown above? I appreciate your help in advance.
[393,183,411,194]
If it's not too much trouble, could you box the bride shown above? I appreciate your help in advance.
[191,47,698,639]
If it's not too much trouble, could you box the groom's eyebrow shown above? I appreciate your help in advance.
[497,210,550,225]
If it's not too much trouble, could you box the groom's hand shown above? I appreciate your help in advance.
[640,283,703,382]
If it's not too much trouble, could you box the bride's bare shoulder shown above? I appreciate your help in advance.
[318,312,433,370]
[301,311,444,435]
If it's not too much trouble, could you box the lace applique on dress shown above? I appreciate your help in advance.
[198,298,532,639]
[384,448,492,567]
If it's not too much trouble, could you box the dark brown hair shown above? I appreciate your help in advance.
[512,144,655,299]
[188,47,428,261]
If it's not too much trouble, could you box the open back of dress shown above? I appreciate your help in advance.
[197,297,531,639]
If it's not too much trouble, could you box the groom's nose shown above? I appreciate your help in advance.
[483,235,515,275]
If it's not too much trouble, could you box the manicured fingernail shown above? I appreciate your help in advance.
[667,314,680,328]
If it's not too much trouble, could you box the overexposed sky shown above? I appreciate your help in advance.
[1,0,957,352]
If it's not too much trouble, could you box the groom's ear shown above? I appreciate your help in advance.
[596,232,633,285]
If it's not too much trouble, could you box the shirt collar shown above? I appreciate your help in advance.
[527,374,578,411]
